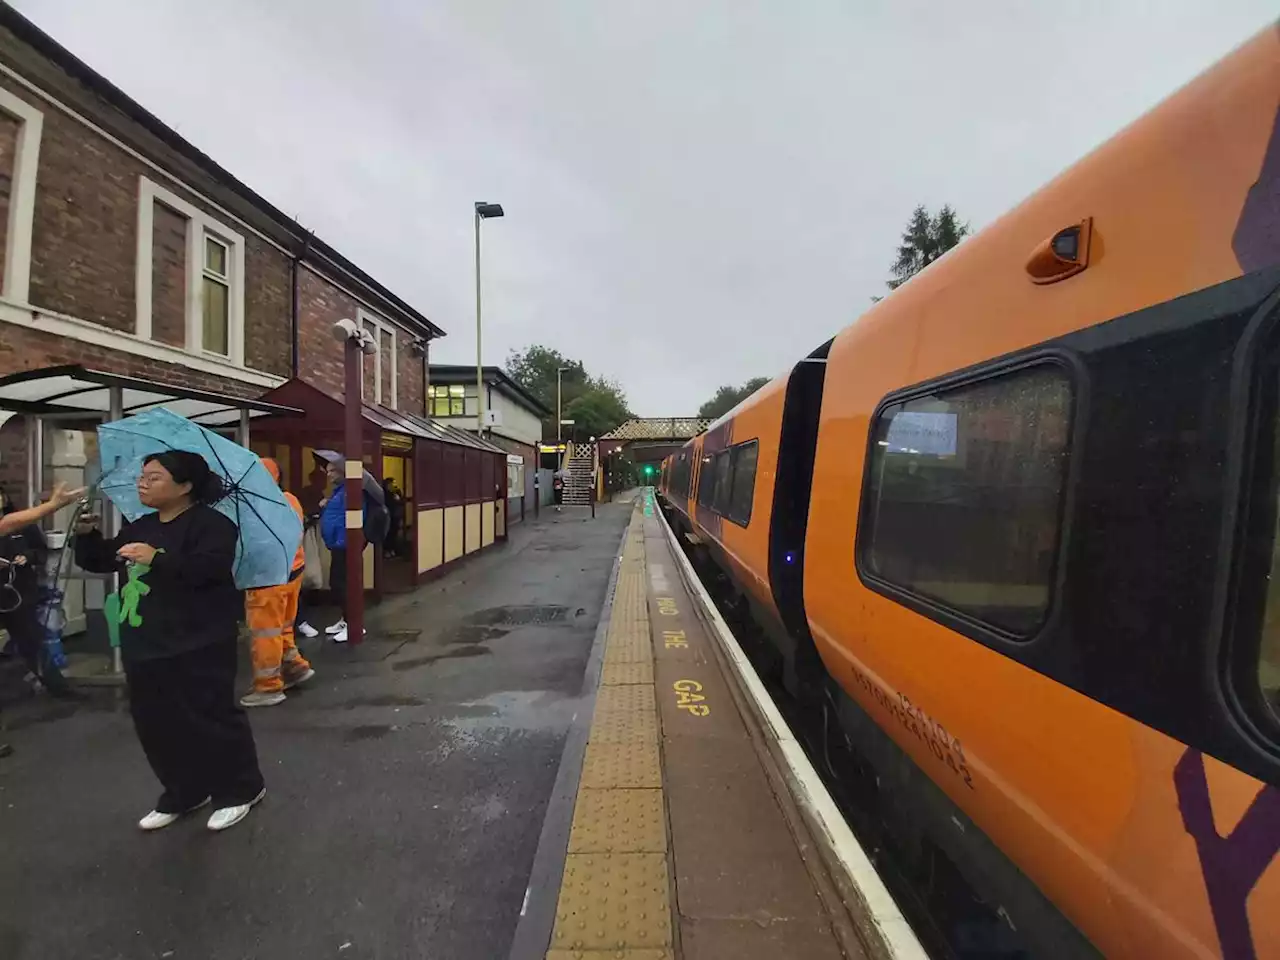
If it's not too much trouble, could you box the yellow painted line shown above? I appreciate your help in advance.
[547,507,674,959]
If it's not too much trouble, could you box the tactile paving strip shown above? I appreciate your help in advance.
[548,853,672,951]
[567,788,667,853]
[595,684,657,716]
[581,740,662,788]
[587,702,658,744]
[546,507,673,959]
[546,951,673,960]
[600,661,654,686]
[603,632,653,665]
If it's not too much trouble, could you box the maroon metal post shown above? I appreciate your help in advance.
[343,334,366,645]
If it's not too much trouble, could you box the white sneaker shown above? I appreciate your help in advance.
[296,621,319,639]
[324,619,346,636]
[139,796,210,831]
[207,788,266,832]
[331,627,366,644]
[240,690,286,708]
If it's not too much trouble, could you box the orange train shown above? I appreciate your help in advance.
[660,25,1280,960]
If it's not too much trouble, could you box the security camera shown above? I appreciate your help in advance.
[359,334,378,356]
[409,339,428,358]
[331,317,359,341]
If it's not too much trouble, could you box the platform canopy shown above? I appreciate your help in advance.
[601,417,710,442]
[0,365,302,428]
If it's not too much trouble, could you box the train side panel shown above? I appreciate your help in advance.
[687,378,787,623]
[805,27,1280,960]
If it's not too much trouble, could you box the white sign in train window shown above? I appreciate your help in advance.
[884,411,958,456]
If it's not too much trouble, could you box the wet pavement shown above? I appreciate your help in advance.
[0,502,632,960]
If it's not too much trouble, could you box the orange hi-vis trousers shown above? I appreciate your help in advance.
[246,577,311,694]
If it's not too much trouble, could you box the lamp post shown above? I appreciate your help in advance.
[556,366,570,443]
[474,201,505,434]
[331,317,378,645]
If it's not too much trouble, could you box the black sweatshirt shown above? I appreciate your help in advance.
[0,522,47,603]
[74,504,241,661]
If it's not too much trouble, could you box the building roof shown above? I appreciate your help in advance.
[0,364,303,427]
[601,418,711,441]
[429,365,553,417]
[253,379,505,453]
[0,6,445,341]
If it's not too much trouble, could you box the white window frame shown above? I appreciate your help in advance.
[0,87,42,305]
[357,308,398,409]
[135,176,246,365]
[201,233,231,356]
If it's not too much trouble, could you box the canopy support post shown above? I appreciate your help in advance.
[106,385,123,676]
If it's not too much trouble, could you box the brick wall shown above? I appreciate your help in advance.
[0,323,263,398]
[295,265,428,413]
[397,327,424,417]
[244,234,291,376]
[0,74,292,377]
[0,416,25,505]
[150,201,186,347]
[296,265,358,400]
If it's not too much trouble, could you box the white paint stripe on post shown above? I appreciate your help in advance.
[655,503,928,960]
[346,509,362,529]
[345,460,363,479]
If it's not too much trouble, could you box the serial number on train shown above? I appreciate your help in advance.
[849,666,974,790]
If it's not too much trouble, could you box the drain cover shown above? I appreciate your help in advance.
[469,605,569,627]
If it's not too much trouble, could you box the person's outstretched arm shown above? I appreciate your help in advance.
[0,483,85,537]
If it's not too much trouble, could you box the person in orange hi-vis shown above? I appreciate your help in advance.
[240,458,315,708]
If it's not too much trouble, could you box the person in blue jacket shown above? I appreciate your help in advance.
[319,460,365,643]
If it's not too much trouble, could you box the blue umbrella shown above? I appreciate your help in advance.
[95,408,302,590]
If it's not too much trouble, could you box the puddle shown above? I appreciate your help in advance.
[341,693,424,709]
[345,724,392,742]
[448,690,578,735]
[466,605,568,627]
[446,624,509,645]
[391,647,491,672]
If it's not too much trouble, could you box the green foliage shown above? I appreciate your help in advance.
[505,345,632,440]
[883,204,970,294]
[698,376,770,420]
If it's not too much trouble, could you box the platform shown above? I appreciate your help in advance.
[511,493,897,960]
[0,494,913,960]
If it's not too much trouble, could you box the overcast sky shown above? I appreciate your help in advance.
[14,2,1278,414]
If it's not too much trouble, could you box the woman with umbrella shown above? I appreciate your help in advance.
[75,450,266,832]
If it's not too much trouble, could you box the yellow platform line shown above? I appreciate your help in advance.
[546,507,674,960]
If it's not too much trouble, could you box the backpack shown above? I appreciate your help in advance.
[363,493,390,545]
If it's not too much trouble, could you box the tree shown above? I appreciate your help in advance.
[565,379,631,440]
[505,345,587,410]
[505,345,632,441]
[879,204,969,296]
[698,376,770,420]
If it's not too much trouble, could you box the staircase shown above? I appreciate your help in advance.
[563,442,596,506]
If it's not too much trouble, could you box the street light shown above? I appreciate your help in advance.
[330,317,378,645]
[474,201,505,433]
[557,366,571,443]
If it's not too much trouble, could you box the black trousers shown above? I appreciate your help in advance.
[125,640,265,811]
[0,595,67,691]
[329,547,347,619]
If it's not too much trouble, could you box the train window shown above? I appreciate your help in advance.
[1232,335,1280,733]
[860,364,1072,637]
[712,450,733,514]
[697,455,715,507]
[728,440,758,525]
[675,454,692,498]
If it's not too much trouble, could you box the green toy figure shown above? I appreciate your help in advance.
[118,550,162,628]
